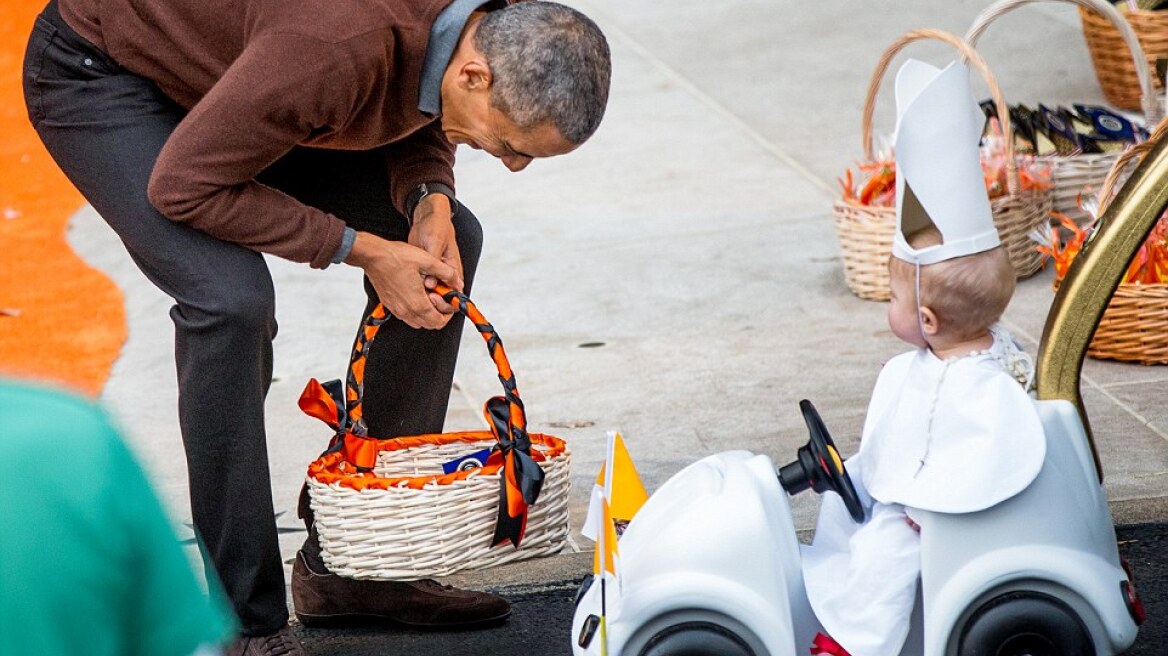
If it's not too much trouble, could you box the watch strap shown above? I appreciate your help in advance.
[405,182,457,226]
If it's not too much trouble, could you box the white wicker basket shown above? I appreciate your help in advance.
[833,29,1053,301]
[300,288,571,580]
[307,433,570,580]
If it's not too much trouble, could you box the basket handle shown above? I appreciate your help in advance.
[302,284,544,548]
[340,286,526,440]
[862,28,1020,196]
[964,0,1162,125]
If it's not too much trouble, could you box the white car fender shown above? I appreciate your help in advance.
[920,545,1135,656]
[572,451,819,656]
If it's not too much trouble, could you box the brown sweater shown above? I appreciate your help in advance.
[60,0,459,268]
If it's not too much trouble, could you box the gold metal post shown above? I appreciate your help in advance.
[1035,133,1168,478]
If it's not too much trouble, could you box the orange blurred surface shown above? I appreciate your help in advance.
[0,0,126,397]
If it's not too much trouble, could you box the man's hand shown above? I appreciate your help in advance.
[410,192,463,314]
[345,231,461,329]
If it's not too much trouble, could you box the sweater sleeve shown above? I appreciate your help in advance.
[384,119,456,217]
[146,34,358,269]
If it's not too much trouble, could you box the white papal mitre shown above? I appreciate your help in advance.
[892,59,1000,266]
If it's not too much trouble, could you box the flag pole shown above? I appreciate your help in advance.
[599,577,608,656]
[600,434,615,656]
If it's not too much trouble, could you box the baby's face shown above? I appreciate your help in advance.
[888,266,929,349]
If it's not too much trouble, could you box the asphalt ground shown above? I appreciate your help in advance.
[291,522,1166,655]
[1115,523,1168,656]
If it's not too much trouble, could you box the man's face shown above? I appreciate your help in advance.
[441,101,576,172]
[439,17,579,172]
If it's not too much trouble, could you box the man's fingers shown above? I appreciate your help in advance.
[442,243,465,291]
[422,261,462,292]
[420,310,453,329]
[392,297,452,330]
[428,291,457,314]
[352,234,460,330]
[393,275,452,328]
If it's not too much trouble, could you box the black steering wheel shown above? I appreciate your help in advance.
[777,399,865,523]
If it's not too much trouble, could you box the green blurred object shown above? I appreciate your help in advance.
[0,380,238,655]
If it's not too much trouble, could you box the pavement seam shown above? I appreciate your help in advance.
[451,374,489,426]
[486,212,837,259]
[575,0,837,200]
[1083,375,1168,444]
[1001,316,1168,444]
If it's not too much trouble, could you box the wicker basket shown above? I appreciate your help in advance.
[1070,117,1168,365]
[1089,283,1168,363]
[966,0,1162,224]
[1080,3,1168,114]
[832,29,1052,301]
[301,288,572,579]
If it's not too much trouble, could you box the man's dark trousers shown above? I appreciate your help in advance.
[23,0,481,635]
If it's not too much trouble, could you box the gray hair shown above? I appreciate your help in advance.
[475,1,611,145]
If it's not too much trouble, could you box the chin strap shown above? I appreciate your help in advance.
[914,259,928,347]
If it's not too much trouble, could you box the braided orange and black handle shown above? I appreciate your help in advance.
[299,284,544,548]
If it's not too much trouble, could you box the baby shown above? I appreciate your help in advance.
[801,58,1046,656]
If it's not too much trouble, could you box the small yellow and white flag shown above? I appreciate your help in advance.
[582,431,647,541]
[591,485,621,576]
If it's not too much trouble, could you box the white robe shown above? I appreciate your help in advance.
[803,459,921,656]
[802,326,1045,656]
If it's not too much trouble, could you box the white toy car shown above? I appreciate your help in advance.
[571,399,1143,655]
[571,128,1168,656]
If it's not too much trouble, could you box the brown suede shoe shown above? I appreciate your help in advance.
[291,550,511,629]
[225,625,307,656]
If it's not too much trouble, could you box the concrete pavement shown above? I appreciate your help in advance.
[65,0,1168,651]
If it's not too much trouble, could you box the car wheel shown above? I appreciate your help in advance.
[639,621,755,656]
[958,591,1093,656]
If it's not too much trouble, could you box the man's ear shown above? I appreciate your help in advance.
[458,59,493,92]
[919,306,940,336]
